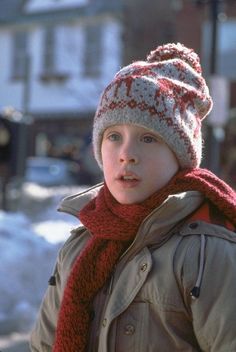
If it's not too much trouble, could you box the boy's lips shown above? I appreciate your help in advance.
[116,171,140,181]
[116,171,141,187]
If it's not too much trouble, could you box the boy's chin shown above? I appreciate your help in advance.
[113,191,151,205]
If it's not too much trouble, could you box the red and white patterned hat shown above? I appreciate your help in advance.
[93,43,213,169]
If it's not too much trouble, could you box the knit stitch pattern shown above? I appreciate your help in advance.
[93,43,213,169]
[53,168,236,352]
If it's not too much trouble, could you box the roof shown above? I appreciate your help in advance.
[0,0,122,25]
[0,0,25,22]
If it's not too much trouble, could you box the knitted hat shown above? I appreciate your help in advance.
[93,42,213,169]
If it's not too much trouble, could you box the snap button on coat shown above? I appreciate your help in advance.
[102,318,107,327]
[124,324,135,335]
[189,222,198,229]
[140,263,148,272]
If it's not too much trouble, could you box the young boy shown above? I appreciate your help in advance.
[30,43,236,352]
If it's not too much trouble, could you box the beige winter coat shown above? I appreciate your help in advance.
[30,184,236,352]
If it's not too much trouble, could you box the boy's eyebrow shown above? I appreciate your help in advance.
[104,126,120,134]
[102,128,118,139]
[145,130,164,140]
[103,128,115,135]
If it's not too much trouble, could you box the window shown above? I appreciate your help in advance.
[40,26,68,83]
[83,24,102,77]
[11,31,28,80]
[43,26,56,75]
[40,25,68,82]
[202,20,236,79]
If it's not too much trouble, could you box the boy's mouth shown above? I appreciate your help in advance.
[122,175,137,181]
[117,172,140,184]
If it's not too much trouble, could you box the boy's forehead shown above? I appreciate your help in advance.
[104,123,163,137]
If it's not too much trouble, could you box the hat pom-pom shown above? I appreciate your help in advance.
[147,43,202,74]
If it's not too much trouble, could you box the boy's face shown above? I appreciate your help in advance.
[101,124,179,204]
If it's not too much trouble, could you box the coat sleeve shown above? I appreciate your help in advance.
[180,226,236,352]
[29,252,63,351]
[29,226,88,352]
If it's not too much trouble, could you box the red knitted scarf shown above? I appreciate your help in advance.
[53,168,236,352]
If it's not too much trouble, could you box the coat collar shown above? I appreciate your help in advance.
[58,183,203,220]
[57,183,104,217]
[58,183,204,247]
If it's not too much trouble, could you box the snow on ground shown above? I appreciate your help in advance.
[0,182,86,337]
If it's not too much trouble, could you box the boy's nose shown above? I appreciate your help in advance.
[119,155,138,164]
[119,146,138,164]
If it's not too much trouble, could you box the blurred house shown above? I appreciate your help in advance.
[0,0,236,184]
[0,0,122,165]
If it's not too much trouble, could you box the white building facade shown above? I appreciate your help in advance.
[0,0,123,159]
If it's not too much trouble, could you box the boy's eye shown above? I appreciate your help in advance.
[142,135,156,143]
[107,133,120,141]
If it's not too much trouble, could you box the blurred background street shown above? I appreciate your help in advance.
[0,0,236,350]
